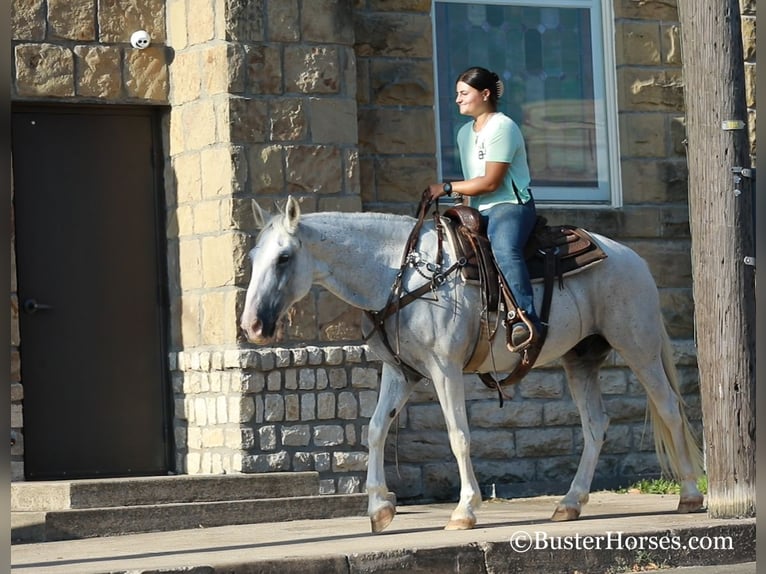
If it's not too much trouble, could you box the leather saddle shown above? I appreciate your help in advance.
[441,205,607,391]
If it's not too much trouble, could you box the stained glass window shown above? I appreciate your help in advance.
[433,0,619,204]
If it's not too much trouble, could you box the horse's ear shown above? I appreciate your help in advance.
[252,200,268,230]
[284,195,301,233]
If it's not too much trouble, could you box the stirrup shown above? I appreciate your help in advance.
[506,310,538,354]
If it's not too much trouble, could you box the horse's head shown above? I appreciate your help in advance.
[240,196,312,344]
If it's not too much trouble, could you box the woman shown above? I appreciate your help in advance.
[428,66,542,349]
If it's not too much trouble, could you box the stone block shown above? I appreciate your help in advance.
[264,394,285,422]
[203,43,245,95]
[267,0,299,41]
[313,425,344,446]
[192,200,222,235]
[468,400,543,428]
[179,293,202,347]
[317,392,335,419]
[74,45,121,99]
[177,237,202,288]
[318,194,362,214]
[317,289,362,341]
[98,0,166,43]
[173,152,202,204]
[515,427,573,457]
[369,59,433,106]
[615,21,660,66]
[659,287,695,339]
[384,464,422,499]
[48,0,95,41]
[285,45,340,94]
[12,0,45,40]
[248,145,285,195]
[285,145,343,193]
[200,289,239,345]
[282,425,311,446]
[745,63,756,109]
[469,429,514,459]
[245,44,282,95]
[201,144,247,197]
[202,232,250,287]
[309,98,358,144]
[358,108,436,154]
[543,401,581,426]
[186,0,215,45]
[333,451,368,472]
[354,12,432,58]
[624,238,691,288]
[741,16,756,61]
[181,101,217,151]
[662,24,682,66]
[229,97,269,143]
[224,0,265,43]
[617,68,684,112]
[166,0,187,49]
[386,430,451,463]
[613,0,678,20]
[619,112,667,158]
[301,0,354,44]
[15,43,74,97]
[373,156,436,203]
[517,372,564,399]
[269,98,307,142]
[620,159,688,204]
[285,394,299,421]
[604,397,648,422]
[125,46,168,101]
[169,50,199,105]
[357,390,377,418]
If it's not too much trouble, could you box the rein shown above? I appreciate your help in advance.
[364,192,466,379]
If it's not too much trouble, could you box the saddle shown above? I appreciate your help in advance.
[442,205,607,393]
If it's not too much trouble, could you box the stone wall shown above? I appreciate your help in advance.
[9,0,756,500]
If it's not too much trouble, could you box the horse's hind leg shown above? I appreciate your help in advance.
[617,333,704,513]
[366,362,416,533]
[553,336,611,521]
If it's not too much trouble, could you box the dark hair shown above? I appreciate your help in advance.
[456,67,504,108]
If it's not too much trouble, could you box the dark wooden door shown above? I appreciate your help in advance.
[12,105,172,479]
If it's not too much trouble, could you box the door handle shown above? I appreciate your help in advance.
[23,299,54,315]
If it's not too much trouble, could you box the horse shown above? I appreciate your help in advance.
[240,196,704,533]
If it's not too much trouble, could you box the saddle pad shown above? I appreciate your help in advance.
[443,207,607,284]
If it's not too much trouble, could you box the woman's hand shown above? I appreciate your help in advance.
[427,183,445,201]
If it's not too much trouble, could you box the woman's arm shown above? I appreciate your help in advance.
[428,161,509,200]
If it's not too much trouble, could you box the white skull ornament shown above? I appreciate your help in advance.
[130,30,151,49]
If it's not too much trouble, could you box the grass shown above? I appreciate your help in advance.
[618,475,708,495]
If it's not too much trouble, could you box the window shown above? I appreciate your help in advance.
[433,0,620,205]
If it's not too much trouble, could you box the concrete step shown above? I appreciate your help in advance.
[12,493,369,543]
[11,472,320,511]
[11,472,370,544]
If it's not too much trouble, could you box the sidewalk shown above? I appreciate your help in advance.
[11,492,755,574]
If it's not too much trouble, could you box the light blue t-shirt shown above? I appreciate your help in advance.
[456,112,532,211]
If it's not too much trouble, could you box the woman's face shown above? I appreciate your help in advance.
[455,81,490,117]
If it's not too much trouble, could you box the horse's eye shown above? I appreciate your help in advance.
[277,253,290,266]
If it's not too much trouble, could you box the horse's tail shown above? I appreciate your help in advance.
[647,322,704,481]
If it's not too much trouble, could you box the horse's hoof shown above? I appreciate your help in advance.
[445,517,476,530]
[677,495,704,513]
[370,502,396,534]
[551,506,580,521]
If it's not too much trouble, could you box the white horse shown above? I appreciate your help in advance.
[240,197,704,533]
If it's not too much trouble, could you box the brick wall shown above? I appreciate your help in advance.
[9,0,756,500]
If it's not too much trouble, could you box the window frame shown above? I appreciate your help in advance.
[431,0,622,208]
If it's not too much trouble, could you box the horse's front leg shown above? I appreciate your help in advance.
[366,362,415,533]
[431,367,482,530]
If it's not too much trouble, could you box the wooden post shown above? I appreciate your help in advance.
[676,0,755,517]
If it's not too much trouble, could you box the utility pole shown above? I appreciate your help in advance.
[676,0,755,518]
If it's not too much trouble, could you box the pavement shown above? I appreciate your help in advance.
[10,492,755,574]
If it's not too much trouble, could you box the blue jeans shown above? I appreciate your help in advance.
[482,199,541,331]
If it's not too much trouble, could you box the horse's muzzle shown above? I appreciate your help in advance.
[241,317,275,344]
